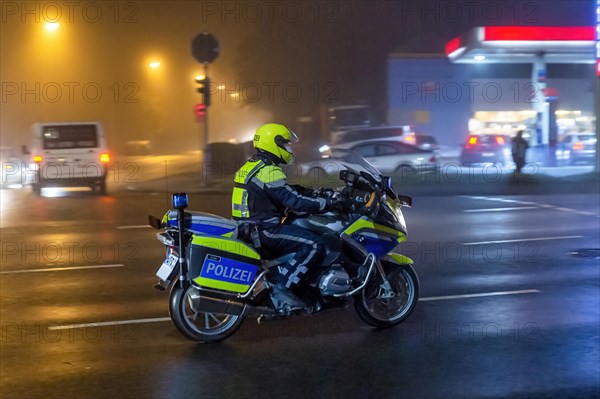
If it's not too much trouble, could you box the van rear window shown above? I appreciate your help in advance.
[42,125,98,149]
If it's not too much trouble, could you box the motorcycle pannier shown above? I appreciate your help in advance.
[187,235,261,294]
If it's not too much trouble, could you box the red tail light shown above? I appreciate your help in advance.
[429,155,437,163]
[466,136,478,149]
[572,142,584,150]
[496,136,505,145]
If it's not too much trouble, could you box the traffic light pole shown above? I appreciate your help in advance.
[200,64,209,166]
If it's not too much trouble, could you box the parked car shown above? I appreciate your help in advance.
[556,133,597,165]
[460,134,511,166]
[415,134,440,153]
[298,140,437,178]
[330,126,416,147]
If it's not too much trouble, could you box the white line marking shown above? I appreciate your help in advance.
[462,196,599,217]
[464,235,584,246]
[117,225,152,230]
[0,264,125,275]
[463,206,539,213]
[47,289,542,331]
[419,289,541,302]
[48,317,171,330]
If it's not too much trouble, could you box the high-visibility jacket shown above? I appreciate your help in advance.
[232,157,327,227]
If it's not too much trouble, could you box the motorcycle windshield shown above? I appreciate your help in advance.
[329,148,382,182]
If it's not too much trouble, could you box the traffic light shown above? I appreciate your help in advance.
[195,76,211,106]
[194,103,206,118]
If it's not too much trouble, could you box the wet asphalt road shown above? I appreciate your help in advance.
[0,187,598,399]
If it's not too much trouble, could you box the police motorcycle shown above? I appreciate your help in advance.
[149,149,419,343]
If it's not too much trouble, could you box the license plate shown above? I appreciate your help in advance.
[482,152,494,157]
[156,254,178,281]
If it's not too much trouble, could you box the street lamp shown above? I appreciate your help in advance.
[44,22,59,32]
[149,61,161,69]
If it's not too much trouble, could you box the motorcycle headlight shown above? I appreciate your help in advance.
[383,199,407,234]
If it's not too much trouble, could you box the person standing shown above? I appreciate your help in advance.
[512,130,529,173]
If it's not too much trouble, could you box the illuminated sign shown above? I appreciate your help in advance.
[445,37,463,57]
[483,26,595,42]
[597,0,600,75]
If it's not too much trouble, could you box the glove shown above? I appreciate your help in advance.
[315,187,335,198]
[326,195,353,213]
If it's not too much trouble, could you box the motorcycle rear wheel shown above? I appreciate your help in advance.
[169,282,244,343]
[354,264,419,329]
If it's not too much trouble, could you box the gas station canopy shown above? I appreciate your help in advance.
[445,26,596,64]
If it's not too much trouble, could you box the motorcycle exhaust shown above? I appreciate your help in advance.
[193,294,278,319]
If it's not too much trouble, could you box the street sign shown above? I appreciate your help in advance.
[191,32,219,64]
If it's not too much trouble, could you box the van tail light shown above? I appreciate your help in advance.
[572,142,584,151]
[496,136,505,145]
[100,153,110,163]
[33,155,43,163]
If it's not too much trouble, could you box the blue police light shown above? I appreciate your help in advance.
[172,193,188,209]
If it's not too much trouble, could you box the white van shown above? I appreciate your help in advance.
[26,122,109,195]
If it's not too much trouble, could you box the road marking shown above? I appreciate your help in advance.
[0,264,125,275]
[463,206,538,213]
[48,317,171,331]
[117,225,152,230]
[47,289,542,331]
[419,289,540,302]
[464,235,583,246]
[462,195,599,217]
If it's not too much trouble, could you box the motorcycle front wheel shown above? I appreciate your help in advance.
[169,282,244,343]
[354,264,419,329]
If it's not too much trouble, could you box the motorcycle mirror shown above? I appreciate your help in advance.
[340,170,358,184]
[398,195,413,208]
[383,176,398,200]
[148,215,162,229]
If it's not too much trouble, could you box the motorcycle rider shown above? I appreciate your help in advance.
[232,123,344,309]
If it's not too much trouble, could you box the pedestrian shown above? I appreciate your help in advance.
[512,130,529,173]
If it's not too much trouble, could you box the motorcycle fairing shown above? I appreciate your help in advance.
[383,253,414,265]
[341,217,408,258]
[162,210,238,238]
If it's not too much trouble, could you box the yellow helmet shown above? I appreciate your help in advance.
[253,123,299,164]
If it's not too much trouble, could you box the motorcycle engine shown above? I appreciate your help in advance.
[318,266,352,296]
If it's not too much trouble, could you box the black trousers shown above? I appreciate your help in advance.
[259,224,324,288]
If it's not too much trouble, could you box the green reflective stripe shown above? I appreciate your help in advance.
[255,165,285,184]
[244,161,265,184]
[386,253,414,265]
[343,217,402,238]
[232,160,266,219]
[343,217,407,244]
[193,277,250,293]
[191,235,260,260]
[234,160,264,185]
[161,212,169,225]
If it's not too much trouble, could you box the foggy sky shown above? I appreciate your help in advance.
[0,0,595,152]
